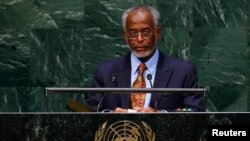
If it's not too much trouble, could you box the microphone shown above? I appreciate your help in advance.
[96,75,118,112]
[147,74,158,111]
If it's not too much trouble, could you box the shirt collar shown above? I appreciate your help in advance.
[131,48,159,75]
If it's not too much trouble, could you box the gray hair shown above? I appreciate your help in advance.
[122,6,160,30]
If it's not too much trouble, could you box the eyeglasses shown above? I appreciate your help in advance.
[127,29,153,40]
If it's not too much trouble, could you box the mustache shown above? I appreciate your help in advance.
[133,45,149,49]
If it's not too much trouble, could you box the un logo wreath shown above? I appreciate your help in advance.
[94,120,155,141]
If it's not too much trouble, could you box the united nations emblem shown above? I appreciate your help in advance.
[94,120,155,141]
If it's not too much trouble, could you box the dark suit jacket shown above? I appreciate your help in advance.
[85,51,205,112]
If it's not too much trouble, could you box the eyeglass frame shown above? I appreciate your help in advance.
[126,28,155,40]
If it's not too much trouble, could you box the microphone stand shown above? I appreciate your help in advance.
[96,76,117,112]
[147,74,158,112]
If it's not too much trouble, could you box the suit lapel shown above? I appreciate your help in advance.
[150,51,173,108]
[113,53,131,108]
[153,52,173,88]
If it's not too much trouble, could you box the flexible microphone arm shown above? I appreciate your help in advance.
[147,74,158,111]
[96,76,117,112]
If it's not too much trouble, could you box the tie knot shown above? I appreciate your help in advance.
[138,63,146,74]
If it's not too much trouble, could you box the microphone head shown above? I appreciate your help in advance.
[147,74,152,80]
[111,76,116,81]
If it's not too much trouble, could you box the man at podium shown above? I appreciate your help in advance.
[85,6,205,113]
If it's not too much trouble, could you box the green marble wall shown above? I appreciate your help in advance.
[0,0,249,112]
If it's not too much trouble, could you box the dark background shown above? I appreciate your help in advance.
[0,0,249,112]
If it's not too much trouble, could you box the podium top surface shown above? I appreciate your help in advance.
[45,87,208,94]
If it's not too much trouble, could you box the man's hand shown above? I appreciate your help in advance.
[133,107,155,112]
[113,107,128,112]
[113,107,155,113]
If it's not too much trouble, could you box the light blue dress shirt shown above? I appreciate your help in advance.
[130,48,159,108]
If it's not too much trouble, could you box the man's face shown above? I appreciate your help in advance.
[123,9,161,58]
